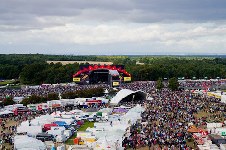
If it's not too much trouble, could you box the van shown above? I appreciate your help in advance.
[95,116,101,122]
[47,127,65,137]
[36,133,55,142]
[87,115,97,122]
[43,123,58,132]
[54,121,70,129]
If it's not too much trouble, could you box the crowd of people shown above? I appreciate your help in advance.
[0,81,157,100]
[0,118,18,149]
[1,80,225,99]
[120,81,156,93]
[122,88,226,149]
[0,111,35,149]
[1,80,226,149]
[0,84,110,98]
[178,80,225,89]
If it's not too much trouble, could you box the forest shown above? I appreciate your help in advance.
[1,54,226,85]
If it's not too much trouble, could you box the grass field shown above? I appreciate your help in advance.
[65,133,77,145]
[78,121,94,131]
[0,80,14,86]
[47,61,113,65]
[65,121,94,145]
[0,80,21,89]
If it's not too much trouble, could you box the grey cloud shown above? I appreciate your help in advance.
[0,0,132,31]
[130,0,226,22]
[1,0,226,29]
[0,0,130,16]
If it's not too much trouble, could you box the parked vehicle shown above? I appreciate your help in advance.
[13,106,30,115]
[77,120,84,126]
[36,133,55,142]
[80,114,89,120]
[87,114,97,122]
[54,121,70,129]
[43,123,58,132]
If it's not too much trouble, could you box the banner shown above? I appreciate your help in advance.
[73,78,80,82]
[112,82,119,86]
[124,77,131,82]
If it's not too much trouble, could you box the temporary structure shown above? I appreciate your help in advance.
[14,135,46,150]
[113,108,128,113]
[110,89,146,105]
[17,123,42,137]
[0,110,13,115]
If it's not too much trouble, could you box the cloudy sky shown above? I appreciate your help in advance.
[1,0,226,55]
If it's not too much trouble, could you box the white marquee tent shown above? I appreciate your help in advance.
[110,89,146,105]
[14,135,46,150]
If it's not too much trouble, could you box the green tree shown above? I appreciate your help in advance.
[20,98,30,106]
[2,97,15,106]
[20,95,45,106]
[2,54,226,83]
[62,87,104,99]
[20,63,47,84]
[47,93,59,100]
[156,78,164,90]
[168,77,179,91]
[62,92,78,99]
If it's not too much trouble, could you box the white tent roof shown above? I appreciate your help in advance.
[0,110,13,115]
[110,89,135,105]
[110,89,146,105]
[119,105,131,109]
[104,89,109,94]
[99,108,113,113]
[17,125,42,136]
[14,135,46,150]
[31,114,55,126]
[146,96,154,101]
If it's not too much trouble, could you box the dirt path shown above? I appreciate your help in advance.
[0,119,20,150]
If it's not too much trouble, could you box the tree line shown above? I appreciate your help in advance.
[20,87,104,106]
[19,62,80,84]
[1,54,226,84]
[0,87,104,106]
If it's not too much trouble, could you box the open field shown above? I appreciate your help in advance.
[47,61,113,65]
[0,80,14,86]
[78,121,94,132]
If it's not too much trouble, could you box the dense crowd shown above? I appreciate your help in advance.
[1,80,226,149]
[0,111,35,149]
[178,80,225,89]
[0,84,110,98]
[1,80,225,99]
[122,88,226,149]
[120,81,156,93]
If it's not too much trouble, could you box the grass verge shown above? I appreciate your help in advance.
[78,121,94,131]
[65,133,77,145]
[0,80,14,86]
[65,121,94,145]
